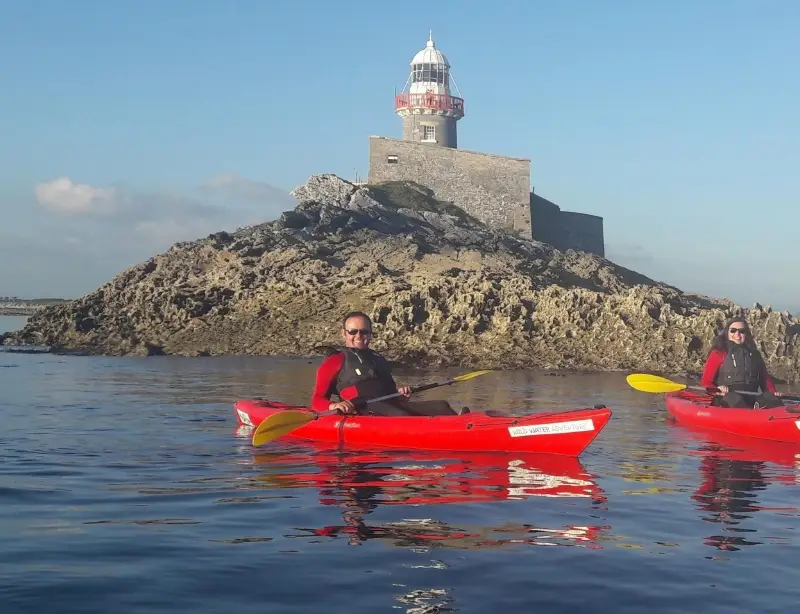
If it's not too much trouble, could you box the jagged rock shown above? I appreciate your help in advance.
[4,174,799,382]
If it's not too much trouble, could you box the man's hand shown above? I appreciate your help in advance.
[398,386,412,398]
[329,400,357,414]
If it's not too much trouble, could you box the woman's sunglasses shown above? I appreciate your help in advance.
[729,327,748,335]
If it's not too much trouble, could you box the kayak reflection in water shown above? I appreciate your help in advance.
[692,455,767,551]
[310,311,460,417]
[700,317,784,409]
[295,451,608,549]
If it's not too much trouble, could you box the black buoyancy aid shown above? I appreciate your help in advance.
[716,342,765,391]
[335,348,398,402]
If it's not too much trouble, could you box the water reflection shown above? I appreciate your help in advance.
[300,518,606,550]
[242,436,609,550]
[671,424,800,554]
[243,442,611,611]
[240,430,608,502]
[692,455,767,551]
[675,424,800,478]
[394,586,453,614]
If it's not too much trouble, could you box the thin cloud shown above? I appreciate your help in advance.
[34,177,116,215]
[202,173,298,210]
[4,174,296,297]
[30,174,290,247]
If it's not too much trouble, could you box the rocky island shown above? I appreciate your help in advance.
[3,174,799,382]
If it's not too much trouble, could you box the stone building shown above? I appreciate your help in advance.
[367,34,605,257]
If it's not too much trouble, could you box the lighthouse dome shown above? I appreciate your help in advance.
[408,33,453,95]
[410,34,450,68]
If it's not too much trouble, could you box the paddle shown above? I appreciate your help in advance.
[251,369,493,447]
[625,373,800,403]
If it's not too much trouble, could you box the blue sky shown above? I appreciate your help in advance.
[1,0,798,313]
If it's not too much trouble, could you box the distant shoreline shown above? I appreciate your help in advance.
[0,298,68,316]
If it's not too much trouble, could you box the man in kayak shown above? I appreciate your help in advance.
[700,317,784,408]
[310,311,461,416]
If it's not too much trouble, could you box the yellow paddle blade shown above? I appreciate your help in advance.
[251,410,317,447]
[452,370,493,382]
[625,373,688,394]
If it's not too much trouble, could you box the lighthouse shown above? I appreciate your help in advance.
[394,33,464,148]
[368,32,604,256]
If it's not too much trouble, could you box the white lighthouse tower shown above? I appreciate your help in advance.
[395,33,464,148]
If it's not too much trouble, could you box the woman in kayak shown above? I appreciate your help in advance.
[310,311,460,417]
[700,316,784,408]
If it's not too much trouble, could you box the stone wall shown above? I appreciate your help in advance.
[530,192,564,248]
[367,136,605,256]
[530,191,605,257]
[560,211,605,257]
[368,136,531,235]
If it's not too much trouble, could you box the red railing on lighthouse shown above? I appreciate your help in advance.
[395,93,465,115]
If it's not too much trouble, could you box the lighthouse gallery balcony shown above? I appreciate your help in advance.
[395,93,465,118]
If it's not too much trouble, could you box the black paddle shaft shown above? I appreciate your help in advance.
[720,388,800,403]
[352,378,458,410]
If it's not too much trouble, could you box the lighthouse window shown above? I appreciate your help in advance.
[423,125,436,141]
[387,155,398,164]
[412,64,446,84]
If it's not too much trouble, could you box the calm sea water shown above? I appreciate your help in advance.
[1,328,799,612]
[0,315,29,334]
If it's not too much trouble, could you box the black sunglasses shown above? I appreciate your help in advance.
[345,328,372,336]
[729,327,748,334]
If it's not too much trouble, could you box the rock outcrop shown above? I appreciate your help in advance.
[4,174,799,382]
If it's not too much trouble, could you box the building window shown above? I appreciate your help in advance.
[422,125,436,141]
[387,155,398,164]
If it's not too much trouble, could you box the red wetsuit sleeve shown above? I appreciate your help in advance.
[700,350,725,387]
[310,353,345,411]
[761,367,777,393]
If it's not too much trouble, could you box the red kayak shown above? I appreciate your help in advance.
[234,399,612,456]
[664,390,800,443]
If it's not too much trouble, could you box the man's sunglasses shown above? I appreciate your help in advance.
[345,328,372,336]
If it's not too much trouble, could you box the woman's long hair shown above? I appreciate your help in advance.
[709,317,759,353]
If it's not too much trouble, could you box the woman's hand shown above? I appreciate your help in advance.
[329,400,357,414]
[716,385,729,395]
[774,391,784,397]
[398,386,412,398]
